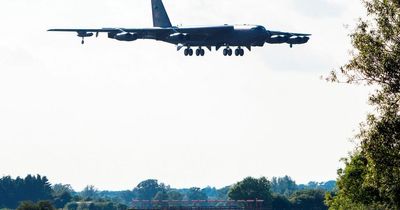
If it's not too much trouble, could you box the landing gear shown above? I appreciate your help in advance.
[184,48,193,56]
[223,48,232,56]
[81,38,85,45]
[235,48,244,56]
[195,48,205,56]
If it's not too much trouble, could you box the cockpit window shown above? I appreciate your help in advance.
[253,26,265,31]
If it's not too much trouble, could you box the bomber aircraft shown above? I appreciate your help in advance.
[48,0,311,56]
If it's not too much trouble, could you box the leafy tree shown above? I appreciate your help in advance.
[53,191,72,209]
[119,190,136,205]
[289,189,327,210]
[327,0,400,208]
[17,201,55,210]
[81,185,99,200]
[134,179,164,200]
[167,190,183,200]
[65,202,78,210]
[228,177,272,206]
[154,190,169,201]
[52,184,73,208]
[271,194,291,210]
[187,187,208,200]
[0,175,53,209]
[216,186,230,200]
[271,176,297,196]
[52,184,74,195]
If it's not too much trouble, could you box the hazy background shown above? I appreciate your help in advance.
[0,0,369,191]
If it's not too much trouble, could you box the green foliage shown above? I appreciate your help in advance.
[81,185,99,200]
[327,0,400,209]
[228,177,272,205]
[134,179,166,200]
[271,176,297,196]
[17,201,55,210]
[52,184,73,208]
[271,194,291,210]
[289,189,327,210]
[0,175,53,209]
[186,187,208,200]
[167,190,184,200]
[64,201,127,210]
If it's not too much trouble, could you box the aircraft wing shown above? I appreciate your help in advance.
[48,28,172,37]
[48,26,232,40]
[268,30,311,37]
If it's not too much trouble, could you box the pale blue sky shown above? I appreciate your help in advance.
[0,0,369,191]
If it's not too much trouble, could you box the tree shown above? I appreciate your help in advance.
[216,186,230,200]
[270,176,297,196]
[17,201,55,210]
[81,185,99,200]
[52,184,73,208]
[134,179,164,200]
[327,0,400,208]
[271,194,291,210]
[289,189,327,210]
[0,175,53,209]
[153,190,169,201]
[187,187,208,200]
[228,177,272,206]
[167,190,183,200]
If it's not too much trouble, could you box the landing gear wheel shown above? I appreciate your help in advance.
[184,49,189,56]
[196,49,201,56]
[81,38,85,45]
[227,48,232,56]
[200,49,205,56]
[235,49,240,56]
[188,48,193,56]
[223,49,228,56]
[240,48,244,56]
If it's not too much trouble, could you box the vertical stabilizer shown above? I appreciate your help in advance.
[151,0,172,28]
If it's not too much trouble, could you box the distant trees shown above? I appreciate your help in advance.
[135,179,165,200]
[81,185,99,200]
[52,184,73,208]
[271,176,297,196]
[17,201,55,210]
[187,187,208,200]
[289,189,327,210]
[0,175,335,210]
[167,190,184,200]
[64,201,127,210]
[228,177,331,210]
[228,177,272,204]
[0,175,53,209]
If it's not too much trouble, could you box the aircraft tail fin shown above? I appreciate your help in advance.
[151,0,172,28]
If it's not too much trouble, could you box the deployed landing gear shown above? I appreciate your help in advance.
[223,48,233,56]
[235,48,244,56]
[195,48,205,56]
[184,48,193,56]
[81,38,85,45]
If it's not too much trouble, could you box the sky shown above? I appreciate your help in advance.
[0,0,370,191]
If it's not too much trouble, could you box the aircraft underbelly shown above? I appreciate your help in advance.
[162,30,265,47]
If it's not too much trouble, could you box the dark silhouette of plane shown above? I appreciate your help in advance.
[48,0,311,56]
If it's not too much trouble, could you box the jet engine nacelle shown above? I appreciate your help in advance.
[113,32,138,41]
[77,31,94,38]
[265,35,290,44]
[287,36,310,45]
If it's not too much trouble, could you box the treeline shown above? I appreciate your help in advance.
[0,175,335,210]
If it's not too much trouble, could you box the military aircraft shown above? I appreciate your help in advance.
[48,0,311,56]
